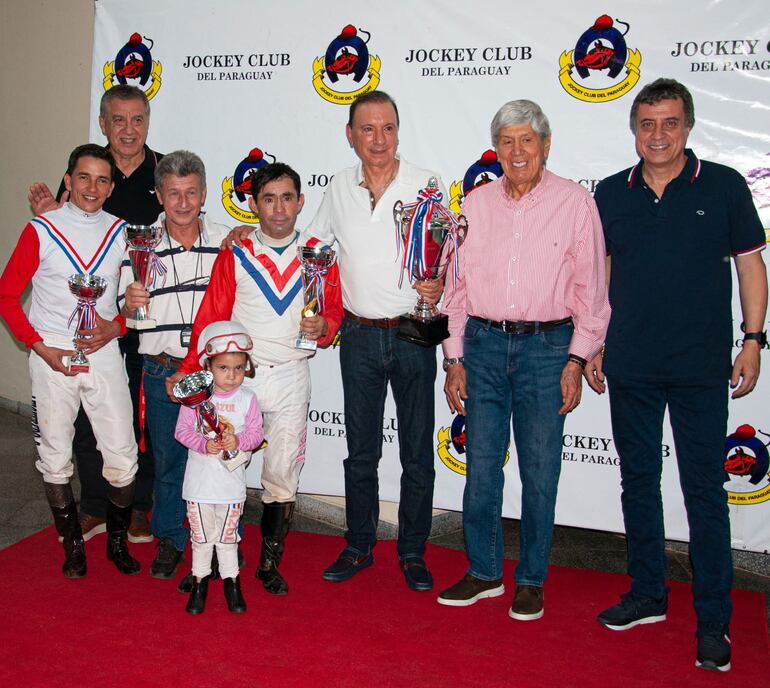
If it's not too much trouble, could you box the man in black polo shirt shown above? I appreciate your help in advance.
[29,85,163,546]
[586,78,767,673]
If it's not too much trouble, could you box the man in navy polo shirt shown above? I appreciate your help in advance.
[586,78,767,673]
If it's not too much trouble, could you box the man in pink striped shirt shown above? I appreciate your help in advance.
[437,100,610,620]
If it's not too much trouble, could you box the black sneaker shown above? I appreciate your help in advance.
[696,624,731,672]
[597,592,667,630]
[150,538,184,579]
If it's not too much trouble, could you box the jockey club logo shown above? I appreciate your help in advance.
[103,32,163,100]
[558,14,641,103]
[221,147,276,223]
[437,415,509,476]
[449,150,504,215]
[724,424,770,505]
[312,24,381,104]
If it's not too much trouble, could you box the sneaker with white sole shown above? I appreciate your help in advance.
[128,511,153,543]
[437,573,504,607]
[597,592,667,631]
[695,624,731,672]
[58,512,105,543]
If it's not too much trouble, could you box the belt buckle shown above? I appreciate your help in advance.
[505,320,531,334]
[500,320,514,334]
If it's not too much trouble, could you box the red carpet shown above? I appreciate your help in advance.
[1,526,767,688]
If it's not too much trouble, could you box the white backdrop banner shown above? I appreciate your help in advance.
[91,0,770,552]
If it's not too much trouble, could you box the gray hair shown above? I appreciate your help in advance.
[100,85,150,119]
[155,150,207,191]
[491,100,551,146]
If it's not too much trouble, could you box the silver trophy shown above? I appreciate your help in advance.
[295,244,336,351]
[173,371,239,462]
[393,177,468,346]
[124,224,165,330]
[67,274,108,374]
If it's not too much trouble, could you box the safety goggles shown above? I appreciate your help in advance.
[204,331,253,356]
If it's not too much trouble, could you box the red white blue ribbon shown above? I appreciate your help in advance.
[68,298,98,333]
[147,252,167,289]
[397,187,462,288]
[302,260,333,315]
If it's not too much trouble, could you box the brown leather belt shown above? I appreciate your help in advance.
[344,309,401,329]
[146,352,185,369]
[470,315,572,334]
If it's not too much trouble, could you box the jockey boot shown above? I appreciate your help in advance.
[45,482,86,578]
[106,482,141,575]
[256,502,294,595]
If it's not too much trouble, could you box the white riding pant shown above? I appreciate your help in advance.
[243,358,310,503]
[30,332,137,487]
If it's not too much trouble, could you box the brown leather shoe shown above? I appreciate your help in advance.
[58,512,106,543]
[509,585,544,620]
[128,511,153,543]
[437,573,504,607]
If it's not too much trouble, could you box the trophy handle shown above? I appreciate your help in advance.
[431,214,468,282]
[393,200,404,228]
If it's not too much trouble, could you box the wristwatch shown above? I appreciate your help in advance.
[742,331,768,347]
[442,356,464,371]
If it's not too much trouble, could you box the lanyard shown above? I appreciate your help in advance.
[166,220,202,327]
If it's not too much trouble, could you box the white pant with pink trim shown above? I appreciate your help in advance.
[187,500,243,580]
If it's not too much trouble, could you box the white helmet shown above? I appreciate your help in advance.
[198,320,253,367]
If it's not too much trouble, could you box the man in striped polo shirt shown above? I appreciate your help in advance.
[121,150,231,580]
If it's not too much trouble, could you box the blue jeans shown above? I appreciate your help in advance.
[608,376,732,626]
[143,356,188,552]
[463,318,571,585]
[339,319,437,559]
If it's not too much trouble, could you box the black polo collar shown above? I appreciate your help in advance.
[626,148,701,189]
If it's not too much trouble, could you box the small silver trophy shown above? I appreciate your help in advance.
[393,177,468,346]
[124,224,165,330]
[173,371,245,468]
[295,244,336,351]
[67,274,108,374]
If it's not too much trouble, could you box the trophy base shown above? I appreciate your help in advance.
[127,317,157,330]
[295,336,318,351]
[396,314,449,347]
[68,362,90,375]
[219,450,251,472]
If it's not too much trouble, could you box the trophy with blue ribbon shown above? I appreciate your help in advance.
[124,224,165,330]
[393,178,468,346]
[67,274,108,374]
[295,244,336,351]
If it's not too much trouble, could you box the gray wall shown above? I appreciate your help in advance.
[0,1,95,404]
